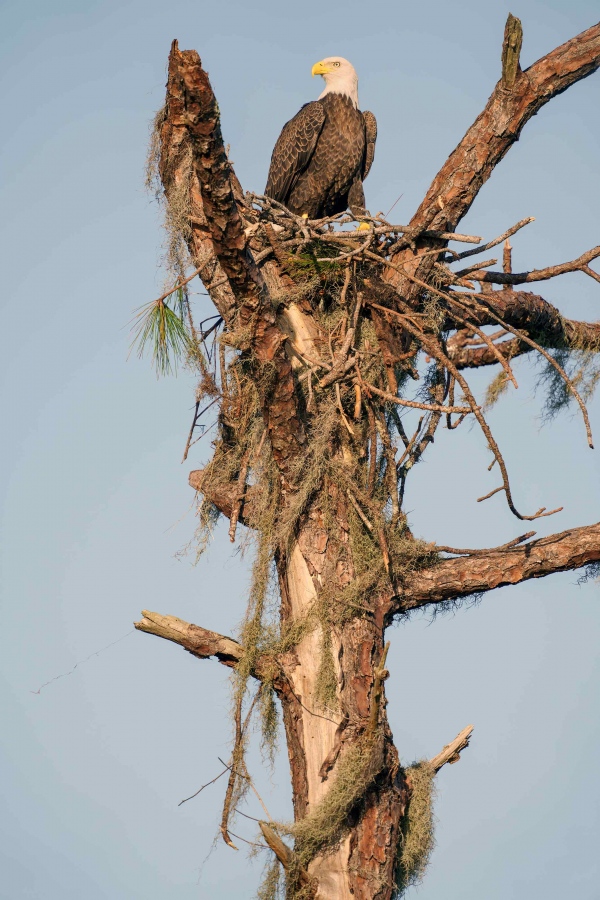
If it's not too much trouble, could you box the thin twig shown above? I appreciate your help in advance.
[178,765,230,806]
[229,448,251,543]
[146,266,204,307]
[436,531,536,555]
[347,489,374,532]
[452,217,535,260]
[362,379,471,414]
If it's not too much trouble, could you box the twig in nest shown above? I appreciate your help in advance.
[347,490,374,532]
[315,233,373,263]
[340,264,352,306]
[229,447,252,543]
[443,306,518,389]
[396,416,424,469]
[353,382,362,420]
[319,290,363,388]
[378,297,561,522]
[366,400,378,496]
[425,334,562,521]
[374,254,592,474]
[362,379,471,414]
[336,383,355,435]
[372,297,519,392]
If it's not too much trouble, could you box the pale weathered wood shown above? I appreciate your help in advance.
[283,544,350,899]
[501,13,523,88]
[135,611,243,666]
[259,823,313,889]
[430,725,474,772]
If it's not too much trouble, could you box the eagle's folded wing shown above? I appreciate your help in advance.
[265,102,326,205]
[362,110,377,181]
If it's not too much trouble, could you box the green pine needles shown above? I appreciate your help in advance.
[132,286,193,376]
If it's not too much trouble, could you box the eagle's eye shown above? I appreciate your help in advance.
[332,61,341,68]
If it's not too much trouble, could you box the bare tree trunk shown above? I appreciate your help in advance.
[276,508,407,898]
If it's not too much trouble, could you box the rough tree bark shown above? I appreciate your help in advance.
[137,18,600,900]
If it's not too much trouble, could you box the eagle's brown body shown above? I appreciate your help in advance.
[265,93,377,219]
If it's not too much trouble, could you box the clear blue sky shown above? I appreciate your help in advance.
[1,1,599,898]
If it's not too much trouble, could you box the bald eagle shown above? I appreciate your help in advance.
[265,57,377,220]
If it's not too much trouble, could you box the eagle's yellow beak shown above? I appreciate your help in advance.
[312,61,330,77]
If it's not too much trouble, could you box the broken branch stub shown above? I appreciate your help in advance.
[501,13,523,88]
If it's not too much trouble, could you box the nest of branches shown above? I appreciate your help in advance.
[137,188,600,534]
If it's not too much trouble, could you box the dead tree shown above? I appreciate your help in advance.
[136,16,600,899]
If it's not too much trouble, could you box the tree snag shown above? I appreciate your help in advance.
[137,18,600,900]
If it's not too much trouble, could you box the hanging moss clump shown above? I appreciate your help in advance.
[394,761,437,896]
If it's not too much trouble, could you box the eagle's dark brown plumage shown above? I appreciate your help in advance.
[265,57,377,220]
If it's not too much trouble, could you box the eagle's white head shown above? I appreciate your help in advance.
[312,57,359,109]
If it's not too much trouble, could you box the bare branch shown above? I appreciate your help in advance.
[361,379,472,414]
[468,245,600,285]
[429,725,474,772]
[411,20,600,234]
[436,531,537,556]
[392,522,600,613]
[447,290,600,369]
[452,217,535,261]
[135,610,243,667]
[135,610,285,689]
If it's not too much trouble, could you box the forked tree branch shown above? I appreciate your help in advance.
[468,290,600,350]
[392,522,600,613]
[410,19,600,234]
[447,290,600,369]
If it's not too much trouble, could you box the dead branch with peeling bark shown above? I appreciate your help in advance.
[136,17,600,900]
